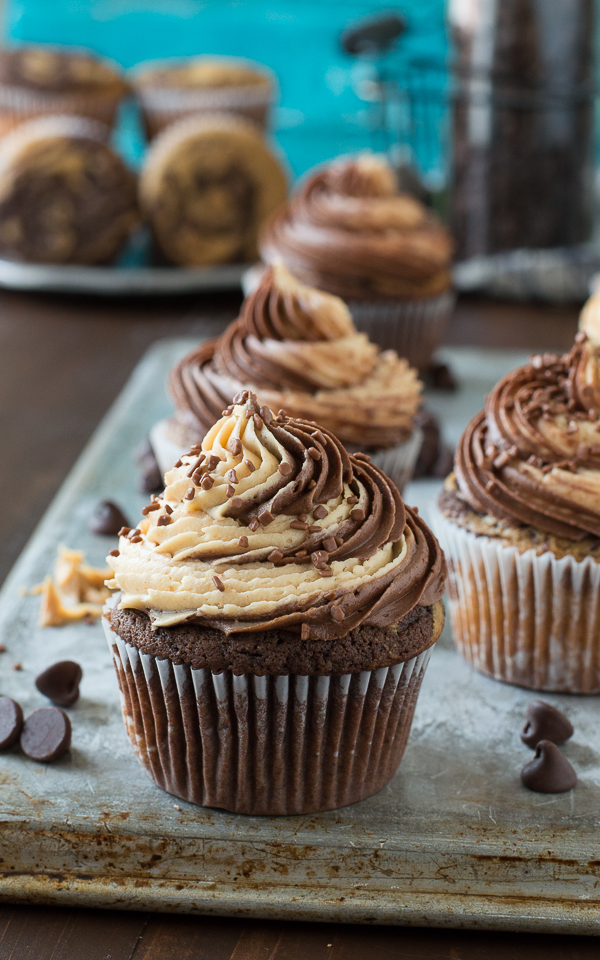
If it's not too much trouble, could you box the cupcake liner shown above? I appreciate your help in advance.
[135,82,274,139]
[430,504,600,693]
[103,607,432,815]
[151,417,423,494]
[0,84,122,136]
[348,290,456,371]
[368,426,423,494]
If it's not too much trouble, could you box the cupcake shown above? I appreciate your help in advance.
[0,116,138,265]
[140,114,287,266]
[132,56,275,140]
[431,322,600,693]
[260,153,455,371]
[0,45,127,136]
[155,259,423,492]
[104,391,446,814]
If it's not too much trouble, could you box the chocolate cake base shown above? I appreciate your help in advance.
[104,600,444,815]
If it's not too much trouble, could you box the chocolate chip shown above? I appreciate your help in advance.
[429,361,457,391]
[521,740,577,793]
[20,707,71,762]
[164,504,173,515]
[232,390,250,404]
[307,525,321,534]
[89,501,130,537]
[260,405,273,424]
[521,700,574,749]
[35,661,82,708]
[130,535,142,543]
[0,697,23,749]
[313,505,328,520]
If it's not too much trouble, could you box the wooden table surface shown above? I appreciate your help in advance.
[0,287,594,960]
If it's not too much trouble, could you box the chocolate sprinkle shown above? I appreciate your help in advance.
[201,475,214,490]
[313,505,328,520]
[184,488,195,501]
[237,536,249,548]
[212,575,225,592]
[330,605,345,622]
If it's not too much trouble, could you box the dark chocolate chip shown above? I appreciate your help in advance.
[429,361,457,391]
[89,501,130,537]
[35,661,82,708]
[521,740,577,793]
[139,456,163,494]
[0,697,23,749]
[20,707,71,762]
[521,700,574,749]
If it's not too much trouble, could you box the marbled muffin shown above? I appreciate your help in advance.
[432,318,600,693]
[156,259,423,491]
[0,45,127,135]
[104,391,446,814]
[0,115,138,264]
[261,153,455,369]
[132,56,275,139]
[140,113,287,266]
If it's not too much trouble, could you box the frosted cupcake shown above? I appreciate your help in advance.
[0,45,127,136]
[104,391,446,814]
[260,153,454,370]
[154,260,423,491]
[431,320,600,693]
[132,56,275,139]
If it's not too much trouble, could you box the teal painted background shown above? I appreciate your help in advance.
[4,0,449,181]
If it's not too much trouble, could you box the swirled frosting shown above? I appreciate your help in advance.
[260,154,453,300]
[170,261,422,448]
[108,392,445,637]
[454,331,600,541]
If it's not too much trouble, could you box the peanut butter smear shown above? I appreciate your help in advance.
[108,393,445,639]
[170,260,422,448]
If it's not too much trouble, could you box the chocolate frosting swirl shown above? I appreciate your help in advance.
[455,332,600,540]
[170,261,421,447]
[260,154,453,301]
[108,392,445,639]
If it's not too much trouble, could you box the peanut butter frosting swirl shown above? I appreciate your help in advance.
[260,154,453,301]
[108,393,445,638]
[170,261,421,447]
[455,331,600,540]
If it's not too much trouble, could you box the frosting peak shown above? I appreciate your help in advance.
[260,153,453,301]
[170,261,422,448]
[108,393,445,636]
[455,332,600,540]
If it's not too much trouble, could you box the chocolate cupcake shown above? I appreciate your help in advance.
[431,320,600,693]
[140,114,288,267]
[132,56,275,139]
[154,259,423,492]
[0,45,127,136]
[104,392,446,814]
[0,116,138,265]
[260,153,455,370]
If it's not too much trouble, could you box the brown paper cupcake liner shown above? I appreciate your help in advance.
[348,290,456,371]
[430,505,600,693]
[0,84,123,136]
[103,610,432,815]
[135,81,274,139]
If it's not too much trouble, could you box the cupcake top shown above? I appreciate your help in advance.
[260,153,453,301]
[0,46,126,96]
[133,56,271,91]
[453,325,600,541]
[108,392,445,637]
[170,260,422,448]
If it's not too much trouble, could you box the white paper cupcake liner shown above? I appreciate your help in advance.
[0,83,123,135]
[430,504,600,693]
[151,417,423,494]
[348,290,456,371]
[103,607,432,815]
[135,80,274,138]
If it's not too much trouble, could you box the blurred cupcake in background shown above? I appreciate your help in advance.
[131,55,276,139]
[105,391,446,814]
[0,45,128,136]
[139,113,287,266]
[431,312,600,693]
[0,115,138,264]
[152,259,423,491]
[261,153,455,371]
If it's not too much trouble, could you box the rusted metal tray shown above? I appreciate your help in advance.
[0,339,598,933]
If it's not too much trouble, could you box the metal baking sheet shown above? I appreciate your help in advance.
[0,339,598,933]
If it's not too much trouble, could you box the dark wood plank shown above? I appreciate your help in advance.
[0,904,147,960]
